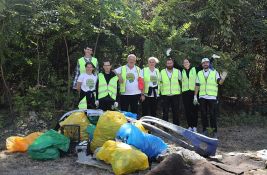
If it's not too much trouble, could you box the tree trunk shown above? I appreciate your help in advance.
[36,39,41,87]
[63,36,71,107]
[0,62,13,115]
[94,0,103,56]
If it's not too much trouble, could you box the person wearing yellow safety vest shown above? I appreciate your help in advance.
[114,54,142,114]
[194,58,228,137]
[76,62,97,109]
[181,58,201,132]
[160,58,182,126]
[140,57,161,117]
[95,60,119,111]
[73,46,98,89]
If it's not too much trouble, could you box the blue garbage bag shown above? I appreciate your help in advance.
[116,123,167,159]
[122,111,137,120]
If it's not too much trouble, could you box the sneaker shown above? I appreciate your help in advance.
[192,127,197,133]
[188,127,192,131]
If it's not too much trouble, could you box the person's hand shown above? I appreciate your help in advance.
[95,100,99,107]
[140,94,145,102]
[114,102,118,108]
[220,71,228,80]
[211,54,220,59]
[193,95,199,106]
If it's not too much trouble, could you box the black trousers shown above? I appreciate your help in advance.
[142,96,158,117]
[120,94,141,114]
[162,95,181,125]
[79,90,96,109]
[182,91,198,128]
[99,97,115,111]
[199,98,217,132]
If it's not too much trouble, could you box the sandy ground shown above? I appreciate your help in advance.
[0,125,266,175]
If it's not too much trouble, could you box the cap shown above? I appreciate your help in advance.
[201,58,210,63]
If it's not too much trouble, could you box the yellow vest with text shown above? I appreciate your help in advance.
[182,67,197,92]
[120,65,140,93]
[197,70,218,97]
[143,67,161,94]
[98,73,118,100]
[78,57,98,73]
[160,69,181,95]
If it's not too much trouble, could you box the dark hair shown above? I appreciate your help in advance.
[102,59,111,65]
[85,62,95,74]
[84,46,93,50]
[183,58,191,63]
[85,62,95,68]
[166,58,174,63]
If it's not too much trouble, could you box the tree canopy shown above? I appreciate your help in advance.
[0,0,266,119]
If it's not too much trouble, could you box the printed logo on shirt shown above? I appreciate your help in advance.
[126,73,135,83]
[150,75,157,85]
[86,79,95,89]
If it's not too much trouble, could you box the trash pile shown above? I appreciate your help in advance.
[5,110,168,175]
[5,109,267,175]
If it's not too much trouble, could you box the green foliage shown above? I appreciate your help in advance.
[0,0,266,121]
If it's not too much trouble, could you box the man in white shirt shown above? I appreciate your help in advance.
[114,54,141,114]
[194,58,227,137]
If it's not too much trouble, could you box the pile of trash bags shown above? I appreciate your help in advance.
[6,132,43,152]
[28,129,70,160]
[89,111,167,174]
[96,140,149,175]
[5,110,167,175]
[6,129,70,160]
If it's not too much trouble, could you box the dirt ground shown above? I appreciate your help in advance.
[0,125,266,175]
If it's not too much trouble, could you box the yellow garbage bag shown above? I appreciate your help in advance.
[90,111,127,151]
[134,120,148,133]
[6,132,43,152]
[96,140,149,175]
[60,112,90,141]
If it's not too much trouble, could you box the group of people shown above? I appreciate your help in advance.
[72,46,228,137]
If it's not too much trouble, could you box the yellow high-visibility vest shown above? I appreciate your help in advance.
[120,65,140,93]
[78,57,98,73]
[182,67,197,92]
[160,68,181,95]
[198,70,218,97]
[143,67,160,94]
[98,73,118,100]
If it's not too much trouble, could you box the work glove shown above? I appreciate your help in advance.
[193,95,199,106]
[113,102,118,108]
[95,100,99,107]
[220,71,228,80]
[211,54,220,59]
[166,48,172,56]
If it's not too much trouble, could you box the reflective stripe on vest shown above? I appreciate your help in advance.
[182,67,197,92]
[98,73,118,100]
[160,68,181,95]
[78,96,87,109]
[198,70,218,97]
[143,67,160,94]
[78,57,98,73]
[120,65,140,93]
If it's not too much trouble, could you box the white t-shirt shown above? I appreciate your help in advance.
[115,65,141,95]
[77,73,97,92]
[195,69,220,100]
[141,68,161,97]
